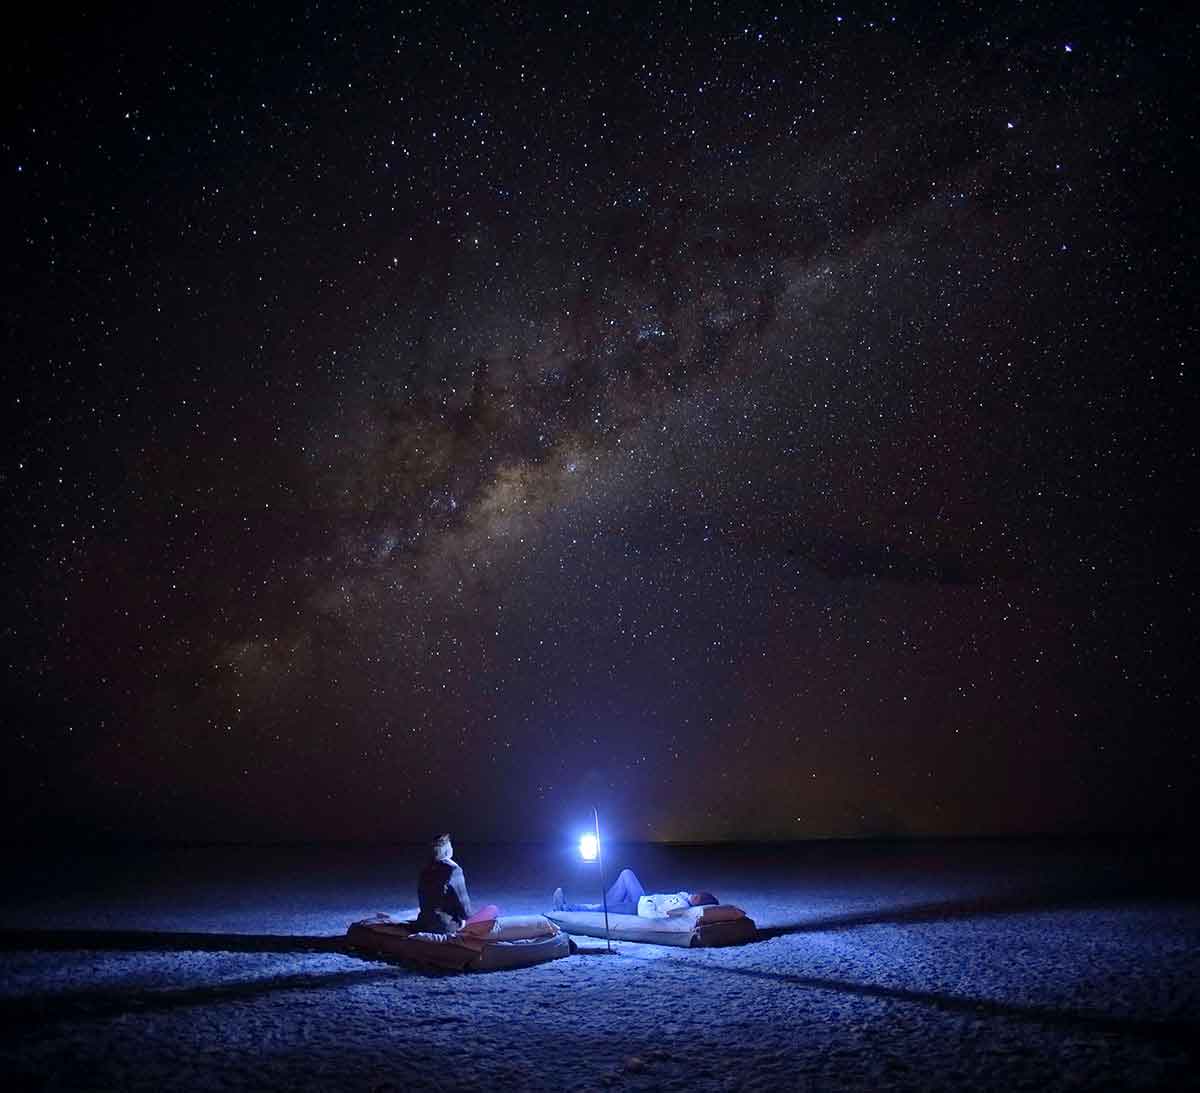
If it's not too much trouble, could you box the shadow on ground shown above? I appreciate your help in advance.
[625,950,1198,1050]
[754,885,1164,941]
[0,928,347,955]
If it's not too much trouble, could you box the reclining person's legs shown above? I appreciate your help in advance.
[605,868,645,908]
[554,867,646,915]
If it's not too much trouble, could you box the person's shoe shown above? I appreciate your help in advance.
[552,887,564,911]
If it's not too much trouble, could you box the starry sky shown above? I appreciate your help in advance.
[4,2,1194,844]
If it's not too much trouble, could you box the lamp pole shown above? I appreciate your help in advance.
[594,806,612,952]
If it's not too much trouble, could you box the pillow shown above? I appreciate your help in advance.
[459,919,499,939]
[456,903,503,939]
[488,915,560,941]
[697,904,746,924]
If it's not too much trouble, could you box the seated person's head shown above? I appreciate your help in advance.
[431,833,453,861]
[688,891,718,907]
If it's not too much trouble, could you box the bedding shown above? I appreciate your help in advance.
[346,911,570,971]
[547,904,756,947]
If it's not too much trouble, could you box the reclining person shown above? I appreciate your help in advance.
[415,832,472,933]
[551,868,718,917]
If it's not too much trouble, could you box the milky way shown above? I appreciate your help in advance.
[5,3,1192,841]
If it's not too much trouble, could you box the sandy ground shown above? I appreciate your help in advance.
[0,839,1196,1091]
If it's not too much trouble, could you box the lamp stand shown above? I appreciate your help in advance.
[594,806,612,953]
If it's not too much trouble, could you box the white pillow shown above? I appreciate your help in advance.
[488,915,559,941]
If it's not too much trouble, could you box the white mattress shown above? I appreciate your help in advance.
[547,905,756,947]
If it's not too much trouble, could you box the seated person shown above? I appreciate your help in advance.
[415,832,472,933]
[551,868,718,918]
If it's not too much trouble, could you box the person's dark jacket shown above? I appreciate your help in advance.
[415,858,472,933]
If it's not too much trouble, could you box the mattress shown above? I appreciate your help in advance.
[346,914,571,971]
[547,904,757,947]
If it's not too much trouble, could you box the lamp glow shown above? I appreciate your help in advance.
[579,832,599,861]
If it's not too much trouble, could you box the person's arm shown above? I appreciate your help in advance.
[661,892,692,916]
[448,864,472,920]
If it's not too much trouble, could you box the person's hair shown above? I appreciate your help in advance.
[689,891,718,907]
[430,833,453,861]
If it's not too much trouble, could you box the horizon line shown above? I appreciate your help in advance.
[0,830,1185,851]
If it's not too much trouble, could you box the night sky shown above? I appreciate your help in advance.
[4,2,1194,844]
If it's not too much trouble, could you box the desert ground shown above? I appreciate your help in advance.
[1,838,1196,1091]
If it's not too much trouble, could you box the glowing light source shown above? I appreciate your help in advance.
[579,832,599,861]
